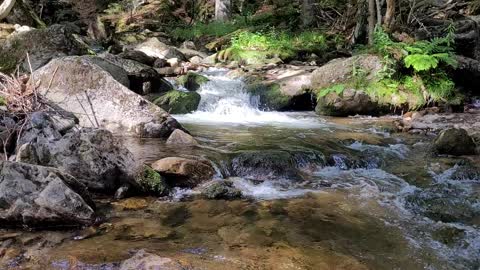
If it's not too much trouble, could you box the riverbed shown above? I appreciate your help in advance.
[0,69,479,270]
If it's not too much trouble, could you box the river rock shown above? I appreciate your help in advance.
[135,38,169,58]
[153,90,201,114]
[311,54,384,116]
[152,157,215,188]
[120,250,182,270]
[16,112,168,195]
[231,150,300,181]
[33,56,183,138]
[177,72,210,91]
[166,129,198,145]
[100,52,173,94]
[315,88,379,116]
[0,24,87,73]
[179,48,208,59]
[433,128,476,156]
[201,180,242,200]
[118,50,156,66]
[0,161,95,227]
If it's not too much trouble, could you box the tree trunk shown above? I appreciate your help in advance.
[384,0,395,30]
[215,0,231,22]
[0,0,16,20]
[368,0,376,45]
[302,0,315,28]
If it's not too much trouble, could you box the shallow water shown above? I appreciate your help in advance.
[1,70,479,270]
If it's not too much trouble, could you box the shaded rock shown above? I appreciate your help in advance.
[0,24,87,73]
[153,90,201,114]
[163,47,187,62]
[433,128,476,156]
[177,72,210,92]
[0,114,16,155]
[315,88,379,116]
[166,129,198,145]
[118,50,156,66]
[33,56,183,138]
[120,250,182,270]
[0,161,95,227]
[153,58,168,68]
[179,48,208,59]
[201,180,242,200]
[231,150,300,181]
[152,157,215,188]
[100,53,173,94]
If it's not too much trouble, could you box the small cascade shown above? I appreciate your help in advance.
[174,68,323,127]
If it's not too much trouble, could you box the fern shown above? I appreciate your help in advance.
[404,54,439,72]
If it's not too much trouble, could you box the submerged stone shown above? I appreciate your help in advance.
[201,180,242,200]
[152,157,215,188]
[166,129,198,145]
[433,128,476,156]
[120,250,182,270]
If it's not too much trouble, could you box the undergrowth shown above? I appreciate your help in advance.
[320,27,460,110]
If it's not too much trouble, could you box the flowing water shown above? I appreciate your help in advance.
[1,69,480,270]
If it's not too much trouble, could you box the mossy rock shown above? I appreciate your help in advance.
[153,90,201,114]
[246,82,291,111]
[136,165,168,196]
[177,72,210,91]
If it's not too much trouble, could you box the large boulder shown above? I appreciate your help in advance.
[0,24,86,73]
[433,128,476,156]
[153,90,201,114]
[0,161,95,227]
[151,157,215,188]
[33,56,183,138]
[311,54,385,116]
[16,112,168,195]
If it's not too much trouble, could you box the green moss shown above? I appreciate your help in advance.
[153,90,201,114]
[0,96,6,106]
[137,165,168,196]
[177,72,210,91]
[247,83,291,111]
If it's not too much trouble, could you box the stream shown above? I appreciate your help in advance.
[1,69,480,270]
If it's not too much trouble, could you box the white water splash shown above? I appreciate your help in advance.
[174,69,325,128]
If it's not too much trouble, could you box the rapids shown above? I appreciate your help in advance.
[1,69,479,270]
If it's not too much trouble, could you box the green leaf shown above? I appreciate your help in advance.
[404,54,439,72]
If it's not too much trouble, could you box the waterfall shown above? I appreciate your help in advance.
[174,68,323,127]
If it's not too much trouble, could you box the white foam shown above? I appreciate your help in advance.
[173,69,325,128]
